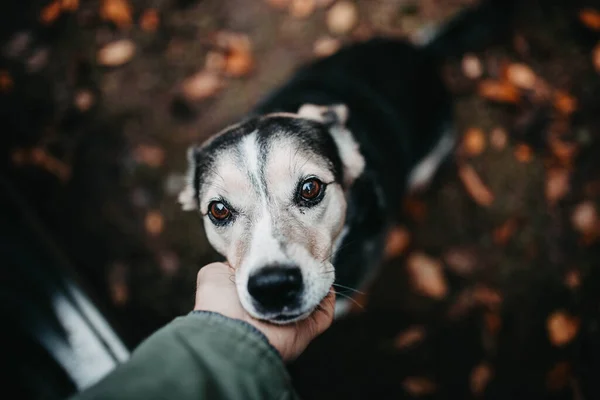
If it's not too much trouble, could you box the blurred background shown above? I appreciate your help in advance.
[2,0,600,399]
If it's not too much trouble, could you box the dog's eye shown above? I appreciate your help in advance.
[208,201,231,222]
[301,179,322,200]
[296,178,325,207]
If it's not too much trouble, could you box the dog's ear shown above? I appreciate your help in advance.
[178,146,200,211]
[298,104,365,188]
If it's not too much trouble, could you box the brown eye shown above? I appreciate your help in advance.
[300,178,322,200]
[208,201,231,221]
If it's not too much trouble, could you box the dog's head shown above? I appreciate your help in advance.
[179,104,365,323]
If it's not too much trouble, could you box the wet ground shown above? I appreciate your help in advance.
[2,0,600,399]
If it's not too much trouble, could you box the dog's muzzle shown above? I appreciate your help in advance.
[247,265,304,318]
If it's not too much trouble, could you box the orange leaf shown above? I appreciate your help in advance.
[470,363,493,396]
[40,1,62,25]
[100,0,133,28]
[0,70,14,93]
[60,0,79,12]
[478,79,520,103]
[145,210,164,236]
[506,63,537,90]
[140,9,159,32]
[394,326,426,349]
[514,143,533,163]
[458,164,494,207]
[579,9,600,31]
[462,127,486,156]
[406,252,448,299]
[547,311,580,347]
[402,377,436,396]
[384,226,411,260]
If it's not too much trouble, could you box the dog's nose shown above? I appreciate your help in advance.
[247,266,303,312]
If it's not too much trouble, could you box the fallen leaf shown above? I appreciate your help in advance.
[402,377,436,396]
[0,70,14,92]
[473,286,502,309]
[224,48,254,77]
[484,312,502,336]
[593,42,600,73]
[514,143,533,163]
[181,71,223,100]
[548,135,577,165]
[462,128,486,156]
[97,39,136,66]
[140,9,159,32]
[470,363,493,396]
[133,144,165,167]
[313,36,341,58]
[403,197,427,221]
[100,0,133,28]
[571,201,597,235]
[406,252,448,299]
[394,326,426,349]
[462,53,483,79]
[384,226,411,259]
[289,0,316,18]
[145,210,164,236]
[547,311,580,347]
[478,79,520,103]
[554,90,578,115]
[579,9,600,31]
[547,362,571,391]
[327,1,359,35]
[490,127,507,150]
[444,247,478,276]
[61,0,79,12]
[74,89,95,111]
[493,218,518,245]
[40,1,62,25]
[458,164,494,207]
[565,269,581,290]
[506,63,537,90]
[546,168,570,204]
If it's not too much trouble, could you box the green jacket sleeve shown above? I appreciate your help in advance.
[71,311,299,400]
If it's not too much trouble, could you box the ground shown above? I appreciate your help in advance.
[2,0,600,399]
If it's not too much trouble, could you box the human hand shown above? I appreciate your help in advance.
[194,262,335,362]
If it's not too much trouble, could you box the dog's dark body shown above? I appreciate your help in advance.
[248,0,515,292]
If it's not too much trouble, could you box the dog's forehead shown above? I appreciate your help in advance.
[195,116,343,200]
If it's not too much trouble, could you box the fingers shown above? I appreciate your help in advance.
[196,262,233,287]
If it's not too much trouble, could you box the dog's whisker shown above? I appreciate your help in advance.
[332,283,364,295]
[332,290,364,309]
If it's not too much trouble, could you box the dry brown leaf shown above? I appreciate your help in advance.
[458,164,494,207]
[74,89,95,112]
[579,9,600,31]
[61,0,79,12]
[289,0,316,18]
[140,9,159,32]
[593,42,600,73]
[327,1,359,35]
[100,0,133,28]
[313,36,341,58]
[145,210,164,236]
[406,252,448,299]
[484,312,502,336]
[493,218,518,245]
[548,135,577,165]
[571,201,598,235]
[547,311,580,347]
[514,143,533,163]
[473,286,502,309]
[462,128,486,156]
[547,362,571,391]
[40,1,62,25]
[554,90,578,115]
[384,226,411,260]
[97,39,136,66]
[394,326,426,349]
[133,144,164,167]
[478,79,520,103]
[443,247,478,276]
[546,168,570,204]
[506,63,537,90]
[224,48,254,77]
[0,70,13,92]
[462,54,483,79]
[181,71,223,101]
[402,377,436,396]
[565,269,581,290]
[470,363,493,396]
[490,127,507,150]
[205,51,226,72]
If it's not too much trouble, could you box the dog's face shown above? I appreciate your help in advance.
[179,104,364,323]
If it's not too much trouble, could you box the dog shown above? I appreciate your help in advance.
[179,0,515,324]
